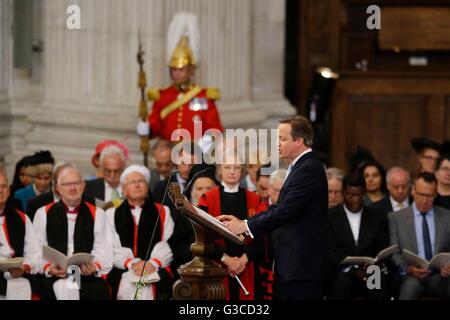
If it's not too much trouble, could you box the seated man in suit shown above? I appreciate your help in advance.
[84,145,127,204]
[389,172,450,300]
[328,173,390,300]
[0,169,40,300]
[326,167,345,209]
[149,140,174,193]
[105,165,174,300]
[33,165,112,300]
[370,166,411,217]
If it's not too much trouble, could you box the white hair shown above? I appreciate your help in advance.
[326,167,345,181]
[386,166,410,185]
[269,169,287,185]
[100,145,126,166]
[56,163,81,185]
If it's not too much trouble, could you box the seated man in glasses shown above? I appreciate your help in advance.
[33,165,112,300]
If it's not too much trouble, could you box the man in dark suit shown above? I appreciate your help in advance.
[328,173,389,300]
[84,145,127,203]
[389,172,450,299]
[370,166,411,217]
[219,115,328,300]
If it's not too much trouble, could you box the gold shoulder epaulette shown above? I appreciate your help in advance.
[206,87,221,100]
[147,88,161,101]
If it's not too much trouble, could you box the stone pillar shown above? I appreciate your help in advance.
[4,0,293,176]
[0,0,11,159]
[251,0,295,128]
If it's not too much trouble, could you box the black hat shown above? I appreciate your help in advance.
[441,140,450,157]
[345,146,375,173]
[411,138,441,154]
[185,163,218,200]
[29,150,55,166]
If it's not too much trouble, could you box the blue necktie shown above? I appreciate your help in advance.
[421,212,433,261]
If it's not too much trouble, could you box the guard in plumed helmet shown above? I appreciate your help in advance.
[137,12,223,149]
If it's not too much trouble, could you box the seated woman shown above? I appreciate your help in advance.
[359,161,386,206]
[198,153,266,300]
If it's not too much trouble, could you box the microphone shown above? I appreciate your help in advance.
[133,166,180,299]
[181,166,213,197]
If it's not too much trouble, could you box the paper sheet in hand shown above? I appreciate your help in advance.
[0,257,24,272]
[43,245,94,271]
[126,270,160,285]
[190,204,244,244]
[402,249,450,269]
[341,244,399,265]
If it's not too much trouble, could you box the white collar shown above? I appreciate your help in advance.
[176,173,186,184]
[343,204,362,216]
[389,196,409,210]
[290,148,312,168]
[245,174,256,192]
[221,181,239,193]
[105,181,122,193]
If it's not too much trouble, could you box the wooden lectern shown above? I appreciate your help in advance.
[168,183,244,300]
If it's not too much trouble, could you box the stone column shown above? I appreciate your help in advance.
[251,0,295,128]
[0,0,11,159]
[5,0,292,176]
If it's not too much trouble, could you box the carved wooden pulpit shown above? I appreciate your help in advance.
[168,183,245,300]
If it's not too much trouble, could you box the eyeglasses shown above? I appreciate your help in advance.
[124,179,147,186]
[390,184,410,191]
[414,191,435,200]
[59,181,83,188]
[421,155,439,162]
[438,166,450,173]
[103,168,124,176]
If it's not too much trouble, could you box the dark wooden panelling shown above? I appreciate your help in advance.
[380,7,450,51]
[330,76,450,173]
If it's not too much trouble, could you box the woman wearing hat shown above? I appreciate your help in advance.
[14,151,54,212]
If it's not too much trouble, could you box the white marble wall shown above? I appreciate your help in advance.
[3,0,294,176]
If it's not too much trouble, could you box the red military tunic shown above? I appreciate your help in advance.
[147,85,223,141]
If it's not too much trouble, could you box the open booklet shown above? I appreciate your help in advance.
[340,244,399,265]
[0,257,24,272]
[402,249,450,270]
[191,204,245,245]
[43,245,94,271]
[125,270,160,285]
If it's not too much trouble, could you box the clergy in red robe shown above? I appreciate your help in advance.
[198,162,266,300]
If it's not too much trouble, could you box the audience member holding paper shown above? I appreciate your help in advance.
[0,169,40,300]
[389,172,450,300]
[33,165,112,300]
[327,173,391,300]
[105,165,174,300]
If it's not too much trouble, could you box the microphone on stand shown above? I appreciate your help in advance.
[133,168,179,300]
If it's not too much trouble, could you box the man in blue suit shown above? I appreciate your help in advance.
[219,115,328,299]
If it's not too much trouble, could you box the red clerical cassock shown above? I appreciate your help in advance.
[198,185,266,300]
